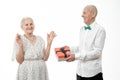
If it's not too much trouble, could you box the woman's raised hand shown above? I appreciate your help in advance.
[16,33,23,47]
[47,31,56,44]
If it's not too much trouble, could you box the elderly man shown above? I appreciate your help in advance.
[66,5,106,80]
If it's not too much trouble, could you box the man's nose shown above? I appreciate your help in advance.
[81,14,84,17]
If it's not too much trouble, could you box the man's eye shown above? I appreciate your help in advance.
[30,23,33,26]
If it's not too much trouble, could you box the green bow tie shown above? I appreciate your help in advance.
[84,26,91,30]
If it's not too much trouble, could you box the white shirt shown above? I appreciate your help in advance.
[71,22,106,77]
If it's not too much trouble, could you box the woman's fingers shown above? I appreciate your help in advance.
[50,31,56,38]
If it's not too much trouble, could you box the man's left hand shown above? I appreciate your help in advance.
[66,53,75,62]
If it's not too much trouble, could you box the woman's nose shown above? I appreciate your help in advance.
[28,25,32,28]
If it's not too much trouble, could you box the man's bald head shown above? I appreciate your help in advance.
[84,5,98,18]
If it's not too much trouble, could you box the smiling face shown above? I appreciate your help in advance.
[82,5,97,25]
[21,17,34,35]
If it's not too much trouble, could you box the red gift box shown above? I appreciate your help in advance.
[54,46,71,61]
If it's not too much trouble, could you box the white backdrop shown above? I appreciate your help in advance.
[0,0,120,80]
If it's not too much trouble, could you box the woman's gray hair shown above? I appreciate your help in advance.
[21,17,34,28]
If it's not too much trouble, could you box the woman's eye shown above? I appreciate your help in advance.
[25,24,28,26]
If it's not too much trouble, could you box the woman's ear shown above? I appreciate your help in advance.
[21,26,24,30]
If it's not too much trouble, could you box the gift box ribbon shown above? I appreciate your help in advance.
[55,46,70,58]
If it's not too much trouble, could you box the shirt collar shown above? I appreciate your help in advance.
[89,21,96,28]
[82,21,96,30]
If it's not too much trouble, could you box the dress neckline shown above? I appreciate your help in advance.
[23,35,38,46]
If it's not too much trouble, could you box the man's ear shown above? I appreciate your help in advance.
[91,12,96,18]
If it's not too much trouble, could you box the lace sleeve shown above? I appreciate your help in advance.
[11,40,18,61]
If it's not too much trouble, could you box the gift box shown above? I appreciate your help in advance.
[54,46,71,61]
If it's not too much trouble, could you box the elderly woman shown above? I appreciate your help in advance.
[12,17,56,80]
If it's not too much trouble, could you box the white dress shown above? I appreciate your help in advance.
[12,35,49,80]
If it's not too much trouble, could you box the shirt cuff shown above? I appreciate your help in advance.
[75,52,86,60]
